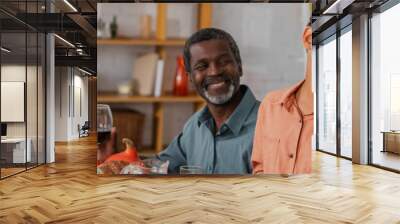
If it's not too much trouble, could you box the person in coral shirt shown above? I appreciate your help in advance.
[252,22,313,174]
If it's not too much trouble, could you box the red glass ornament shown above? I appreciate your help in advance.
[173,55,189,96]
[104,138,139,163]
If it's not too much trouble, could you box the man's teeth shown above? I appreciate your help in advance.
[208,81,226,88]
[209,80,225,85]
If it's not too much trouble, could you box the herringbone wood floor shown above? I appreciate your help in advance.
[1,136,400,224]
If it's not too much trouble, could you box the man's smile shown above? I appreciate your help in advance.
[203,75,232,91]
[208,80,226,88]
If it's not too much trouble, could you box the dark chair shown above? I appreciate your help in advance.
[79,121,90,138]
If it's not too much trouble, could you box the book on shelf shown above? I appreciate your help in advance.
[154,59,165,97]
[132,53,159,96]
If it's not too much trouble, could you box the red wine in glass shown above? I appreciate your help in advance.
[97,130,111,145]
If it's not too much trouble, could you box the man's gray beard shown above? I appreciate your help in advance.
[203,83,235,105]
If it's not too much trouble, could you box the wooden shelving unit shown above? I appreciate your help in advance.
[98,3,212,153]
[98,94,206,153]
[97,38,186,46]
[98,93,204,104]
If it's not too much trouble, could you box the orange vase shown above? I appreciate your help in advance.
[173,56,188,96]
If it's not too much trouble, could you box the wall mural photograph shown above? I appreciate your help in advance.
[96,3,313,175]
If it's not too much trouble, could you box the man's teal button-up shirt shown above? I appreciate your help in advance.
[157,85,260,174]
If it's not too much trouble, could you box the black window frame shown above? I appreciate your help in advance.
[315,19,353,161]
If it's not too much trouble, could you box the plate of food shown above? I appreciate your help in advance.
[97,138,169,175]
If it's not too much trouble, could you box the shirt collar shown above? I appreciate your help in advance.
[279,79,305,112]
[198,107,211,125]
[197,85,258,136]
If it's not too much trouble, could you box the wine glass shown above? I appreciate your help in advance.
[97,104,113,145]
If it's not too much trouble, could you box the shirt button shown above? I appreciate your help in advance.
[289,154,294,159]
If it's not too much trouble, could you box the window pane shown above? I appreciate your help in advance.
[1,31,28,177]
[318,37,337,154]
[340,29,352,158]
[371,3,400,171]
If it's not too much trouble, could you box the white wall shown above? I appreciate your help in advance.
[1,65,37,136]
[1,64,46,163]
[55,67,68,141]
[72,73,89,138]
[213,3,310,100]
[55,67,89,141]
[97,3,311,146]
[1,65,27,139]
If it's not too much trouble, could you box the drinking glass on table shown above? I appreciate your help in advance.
[97,104,113,144]
[97,104,114,165]
[179,165,204,175]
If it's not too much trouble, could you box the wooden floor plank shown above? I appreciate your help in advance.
[0,136,399,223]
